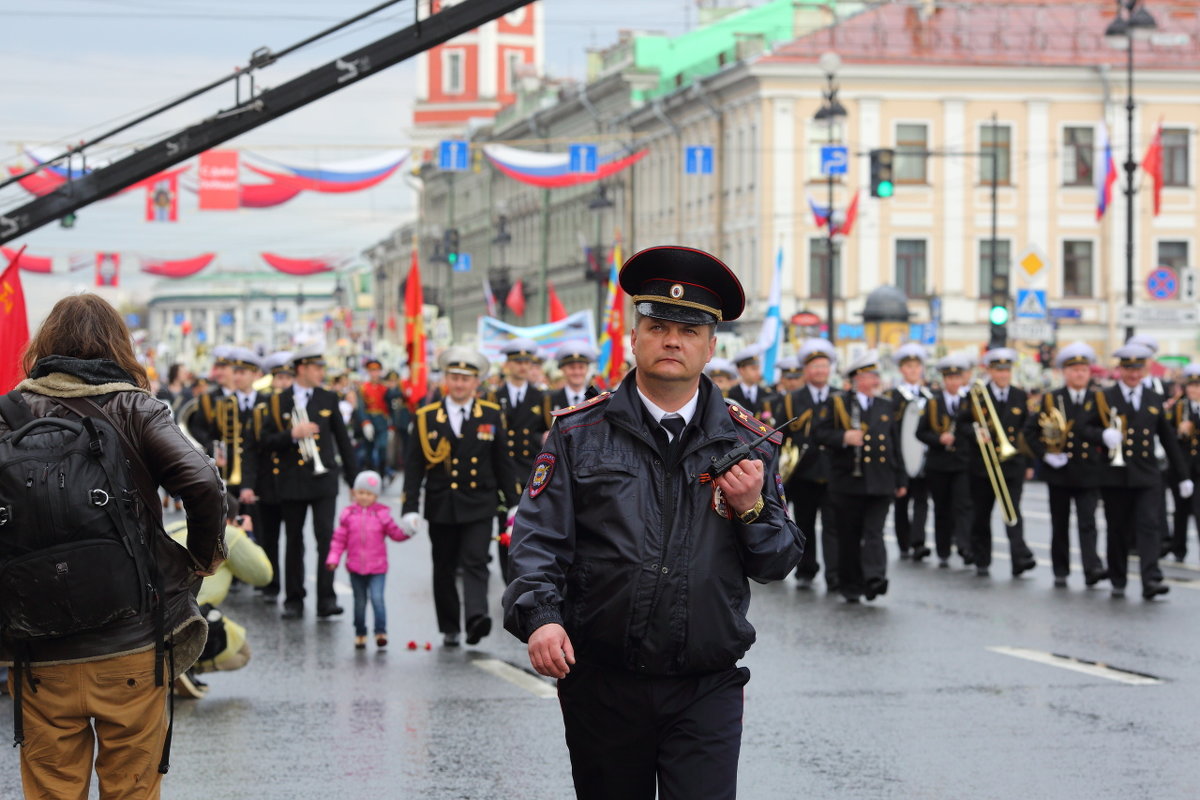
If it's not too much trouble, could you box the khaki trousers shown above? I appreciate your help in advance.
[8,649,167,800]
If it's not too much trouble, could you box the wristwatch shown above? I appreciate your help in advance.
[738,495,765,524]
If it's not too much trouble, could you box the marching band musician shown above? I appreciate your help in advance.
[252,350,292,601]
[259,344,359,619]
[959,348,1037,578]
[727,345,776,422]
[776,356,805,395]
[813,351,907,602]
[782,339,840,591]
[1127,333,1175,558]
[1098,344,1192,599]
[223,347,263,528]
[884,342,933,561]
[1166,364,1200,562]
[703,358,738,395]
[187,344,235,451]
[1022,342,1108,588]
[915,354,974,568]
[549,343,600,412]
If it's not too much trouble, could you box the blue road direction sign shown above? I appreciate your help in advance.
[685,146,714,175]
[438,140,470,171]
[569,143,598,174]
[1146,266,1178,300]
[1016,289,1047,319]
[1049,307,1081,320]
[452,253,472,273]
[820,145,849,176]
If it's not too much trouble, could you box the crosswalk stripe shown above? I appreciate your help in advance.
[472,658,558,698]
[987,646,1163,686]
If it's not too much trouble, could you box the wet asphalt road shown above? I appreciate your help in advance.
[2,479,1199,799]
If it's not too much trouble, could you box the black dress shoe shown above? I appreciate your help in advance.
[795,576,814,590]
[841,594,861,604]
[864,579,888,601]
[443,632,461,647]
[975,566,990,577]
[898,549,911,560]
[912,546,931,562]
[1084,569,1109,587]
[1053,576,1068,589]
[261,590,279,604]
[1012,556,1037,577]
[317,602,344,618]
[465,615,492,645]
[960,551,975,566]
[1142,581,1170,600]
[281,602,303,620]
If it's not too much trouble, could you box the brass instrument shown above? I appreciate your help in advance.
[779,439,800,483]
[969,380,1018,527]
[293,403,330,476]
[214,396,243,486]
[1039,394,1069,455]
[1108,413,1127,468]
[174,397,210,455]
[851,400,864,478]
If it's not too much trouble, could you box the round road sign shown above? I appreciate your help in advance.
[1147,266,1178,300]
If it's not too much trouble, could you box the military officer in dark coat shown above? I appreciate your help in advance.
[404,348,516,647]
[187,345,235,453]
[915,354,974,567]
[814,350,907,602]
[960,347,1037,578]
[1098,344,1192,599]
[703,358,737,396]
[1023,342,1108,588]
[884,342,934,561]
[781,338,839,591]
[252,350,292,600]
[726,345,776,422]
[550,342,600,412]
[224,347,263,517]
[259,345,359,618]
[1167,363,1200,561]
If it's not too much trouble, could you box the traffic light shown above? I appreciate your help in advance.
[59,212,77,229]
[869,148,895,198]
[988,270,1010,347]
[444,228,460,267]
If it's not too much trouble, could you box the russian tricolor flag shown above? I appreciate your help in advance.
[1096,121,1117,221]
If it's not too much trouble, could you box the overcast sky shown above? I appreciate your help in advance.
[0,0,695,320]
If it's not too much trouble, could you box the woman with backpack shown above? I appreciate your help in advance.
[0,294,226,799]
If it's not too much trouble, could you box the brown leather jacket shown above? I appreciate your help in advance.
[0,384,225,675]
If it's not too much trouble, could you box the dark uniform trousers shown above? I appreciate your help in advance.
[893,476,929,553]
[1168,401,1200,560]
[557,661,748,800]
[282,495,338,604]
[788,476,836,585]
[831,493,891,591]
[1101,484,1166,588]
[429,519,494,634]
[969,473,1032,569]
[926,469,971,561]
[1048,485,1102,577]
[488,385,552,583]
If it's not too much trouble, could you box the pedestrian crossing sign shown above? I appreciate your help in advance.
[1016,289,1047,320]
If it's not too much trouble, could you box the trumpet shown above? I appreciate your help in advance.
[969,380,1018,527]
[1108,414,1127,468]
[1039,395,1069,455]
[293,404,330,476]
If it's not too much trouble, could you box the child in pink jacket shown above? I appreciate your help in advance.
[326,471,411,649]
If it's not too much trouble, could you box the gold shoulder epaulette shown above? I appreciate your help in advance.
[417,401,442,415]
[477,399,500,411]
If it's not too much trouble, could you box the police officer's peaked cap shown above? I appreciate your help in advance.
[935,354,972,375]
[704,358,737,379]
[777,355,803,376]
[263,351,294,375]
[291,343,327,368]
[1113,343,1153,368]
[1126,333,1160,354]
[228,347,261,371]
[893,342,928,365]
[798,338,836,365]
[732,344,764,367]
[555,341,596,365]
[846,350,880,378]
[439,347,490,377]
[982,347,1018,369]
[1054,341,1096,369]
[501,338,541,361]
[1182,363,1200,383]
[620,245,744,325]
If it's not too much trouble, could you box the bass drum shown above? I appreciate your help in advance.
[900,397,928,479]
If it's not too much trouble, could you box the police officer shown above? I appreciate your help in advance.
[550,343,600,411]
[1167,364,1200,561]
[1098,344,1192,599]
[814,351,907,602]
[504,245,801,800]
[727,345,775,422]
[915,354,974,567]
[781,338,839,591]
[403,348,515,647]
[1023,342,1108,588]
[961,347,1037,578]
[703,358,738,395]
[259,344,359,618]
[884,342,933,561]
[252,351,292,601]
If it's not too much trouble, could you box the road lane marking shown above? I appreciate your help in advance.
[987,646,1163,686]
[472,658,558,698]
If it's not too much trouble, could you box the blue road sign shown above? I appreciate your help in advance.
[219,312,234,326]
[568,143,598,174]
[837,323,865,340]
[1147,267,1178,300]
[452,253,472,273]
[820,145,849,176]
[685,146,714,175]
[1049,307,1081,319]
[274,310,287,323]
[1016,289,1047,319]
[125,313,140,328]
[438,140,470,171]
[173,311,185,325]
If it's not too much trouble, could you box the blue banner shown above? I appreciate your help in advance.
[477,311,597,364]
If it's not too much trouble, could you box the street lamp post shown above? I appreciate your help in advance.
[588,184,614,334]
[492,215,512,321]
[1105,1,1157,341]
[813,52,847,346]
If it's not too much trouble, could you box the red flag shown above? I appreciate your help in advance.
[145,173,179,222]
[1142,123,1163,217]
[506,280,526,317]
[547,281,567,322]
[403,248,427,409]
[835,190,860,236]
[0,247,30,392]
[95,252,120,287]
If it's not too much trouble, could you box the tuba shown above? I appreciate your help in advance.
[1038,394,1069,455]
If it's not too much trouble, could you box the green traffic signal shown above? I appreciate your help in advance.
[876,180,894,198]
[989,305,1009,326]
[447,252,458,266]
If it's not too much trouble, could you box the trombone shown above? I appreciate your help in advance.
[969,380,1018,527]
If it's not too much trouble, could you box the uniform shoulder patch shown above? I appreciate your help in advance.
[551,391,612,417]
[728,404,783,445]
[528,453,556,498]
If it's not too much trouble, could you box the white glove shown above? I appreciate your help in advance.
[1180,480,1194,499]
[1102,428,1122,450]
[362,421,375,442]
[505,505,519,533]
[1043,452,1069,470]
[401,512,422,537]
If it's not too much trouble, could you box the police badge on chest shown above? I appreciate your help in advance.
[711,485,733,519]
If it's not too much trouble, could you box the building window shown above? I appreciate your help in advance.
[1163,128,1190,187]
[1063,126,1094,186]
[1062,240,1094,297]
[1157,240,1188,271]
[979,239,1012,299]
[895,240,927,297]
[505,51,522,94]
[442,49,465,95]
[980,124,1012,185]
[808,238,841,298]
[895,123,928,183]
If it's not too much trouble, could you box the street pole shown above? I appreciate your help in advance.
[1123,29,1136,341]
[990,112,1001,348]
[539,187,550,323]
[447,172,456,335]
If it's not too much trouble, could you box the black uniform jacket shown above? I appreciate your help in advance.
[550,384,600,413]
[781,387,832,483]
[260,387,358,501]
[217,391,260,491]
[726,383,777,423]
[813,391,907,496]
[252,390,281,504]
[1023,388,1106,488]
[487,383,552,493]
[186,385,231,456]
[401,398,516,525]
[1168,399,1200,484]
[915,391,970,473]
[1097,385,1188,489]
[502,372,803,676]
[956,383,1030,480]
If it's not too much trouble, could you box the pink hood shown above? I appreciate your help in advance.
[327,503,410,575]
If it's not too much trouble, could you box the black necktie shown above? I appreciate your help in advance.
[948,398,957,416]
[459,407,468,435]
[660,416,686,442]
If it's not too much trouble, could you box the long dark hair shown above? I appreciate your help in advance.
[22,294,149,389]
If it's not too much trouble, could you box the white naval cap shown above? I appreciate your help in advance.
[982,347,1018,368]
[1113,343,1154,367]
[438,346,490,377]
[1126,333,1160,354]
[798,338,836,365]
[704,358,737,378]
[1054,341,1096,369]
[732,343,765,367]
[845,349,881,378]
[892,342,928,365]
